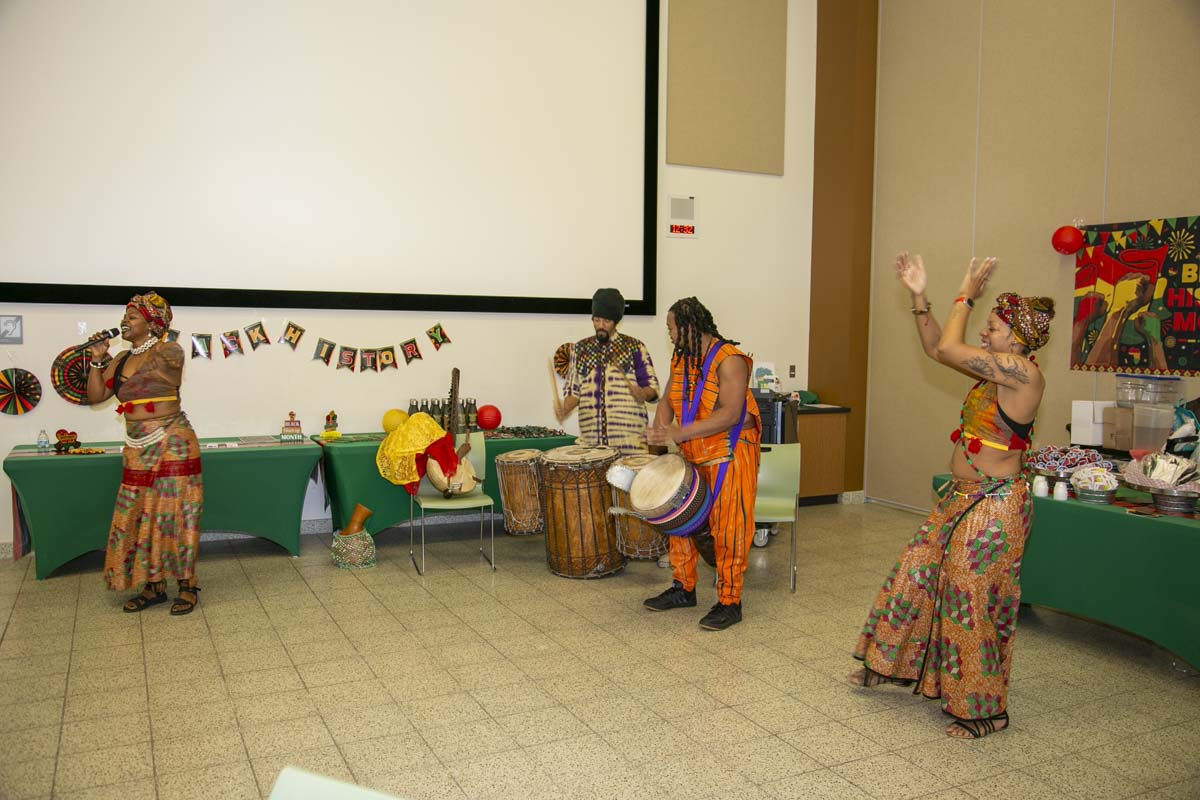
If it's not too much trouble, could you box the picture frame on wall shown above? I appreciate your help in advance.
[0,315,22,345]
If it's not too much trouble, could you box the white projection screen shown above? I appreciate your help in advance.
[0,1,658,314]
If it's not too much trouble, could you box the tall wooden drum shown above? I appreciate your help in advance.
[540,445,624,578]
[606,454,668,559]
[494,449,544,534]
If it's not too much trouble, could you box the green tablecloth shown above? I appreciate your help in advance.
[316,434,575,534]
[4,440,322,579]
[932,474,1199,669]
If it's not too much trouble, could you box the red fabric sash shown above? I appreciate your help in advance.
[122,458,202,486]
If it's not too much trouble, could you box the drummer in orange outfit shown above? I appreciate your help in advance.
[645,297,761,630]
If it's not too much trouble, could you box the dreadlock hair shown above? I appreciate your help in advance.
[669,297,739,377]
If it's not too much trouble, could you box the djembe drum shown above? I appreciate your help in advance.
[540,445,623,578]
[606,454,668,560]
[628,454,717,567]
[494,449,544,534]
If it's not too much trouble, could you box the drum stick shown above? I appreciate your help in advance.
[549,358,564,417]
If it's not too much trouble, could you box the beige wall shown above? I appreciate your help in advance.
[0,1,818,540]
[868,0,1200,509]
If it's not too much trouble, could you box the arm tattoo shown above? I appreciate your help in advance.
[963,356,995,378]
[994,355,1030,385]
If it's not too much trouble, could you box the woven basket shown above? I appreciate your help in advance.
[1120,461,1200,494]
[331,530,377,569]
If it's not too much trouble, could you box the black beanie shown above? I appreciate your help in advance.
[592,288,625,322]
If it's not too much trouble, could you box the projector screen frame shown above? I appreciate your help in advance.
[0,0,660,318]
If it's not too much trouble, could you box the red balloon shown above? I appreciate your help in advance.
[476,404,502,431]
[1052,225,1084,255]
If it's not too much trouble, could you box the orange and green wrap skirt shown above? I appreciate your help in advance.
[854,476,1031,720]
[103,412,203,591]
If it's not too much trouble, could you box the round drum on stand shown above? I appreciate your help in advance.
[494,449,545,534]
[540,445,624,578]
[606,454,668,560]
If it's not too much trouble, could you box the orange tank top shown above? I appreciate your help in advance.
[669,341,761,464]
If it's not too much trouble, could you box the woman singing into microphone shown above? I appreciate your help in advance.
[87,292,203,615]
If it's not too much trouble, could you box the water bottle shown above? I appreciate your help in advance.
[36,429,50,454]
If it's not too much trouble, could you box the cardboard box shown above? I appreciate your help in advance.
[1103,406,1133,450]
[1071,400,1116,446]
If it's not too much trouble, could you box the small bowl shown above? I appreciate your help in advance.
[1073,487,1117,505]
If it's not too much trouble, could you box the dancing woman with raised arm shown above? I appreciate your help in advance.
[850,254,1054,739]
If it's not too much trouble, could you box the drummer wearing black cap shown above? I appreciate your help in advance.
[556,288,660,455]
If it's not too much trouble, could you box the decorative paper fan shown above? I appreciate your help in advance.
[553,342,574,378]
[0,368,42,415]
[51,345,92,406]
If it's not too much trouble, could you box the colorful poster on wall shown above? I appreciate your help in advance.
[1072,215,1199,375]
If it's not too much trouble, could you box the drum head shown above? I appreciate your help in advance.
[495,448,543,463]
[617,454,656,472]
[629,454,688,511]
[543,445,617,466]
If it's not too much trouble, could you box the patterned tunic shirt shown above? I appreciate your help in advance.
[564,332,659,454]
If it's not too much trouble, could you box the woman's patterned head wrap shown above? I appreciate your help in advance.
[993,292,1055,351]
[127,291,173,336]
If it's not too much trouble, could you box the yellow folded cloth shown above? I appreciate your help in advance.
[376,412,447,485]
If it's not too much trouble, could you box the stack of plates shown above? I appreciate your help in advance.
[1150,486,1199,513]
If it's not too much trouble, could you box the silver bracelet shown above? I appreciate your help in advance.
[89,360,110,369]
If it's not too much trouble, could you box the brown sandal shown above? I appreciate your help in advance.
[170,580,201,616]
[123,581,168,613]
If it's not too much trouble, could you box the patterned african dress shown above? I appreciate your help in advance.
[103,342,203,591]
[563,332,659,454]
[855,380,1032,721]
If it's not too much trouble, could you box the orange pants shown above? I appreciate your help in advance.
[670,439,760,605]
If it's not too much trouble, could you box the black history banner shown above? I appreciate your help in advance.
[180,320,452,374]
[1072,215,1199,375]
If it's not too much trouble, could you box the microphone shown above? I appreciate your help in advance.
[72,328,121,354]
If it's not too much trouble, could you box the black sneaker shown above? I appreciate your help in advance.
[699,601,742,630]
[644,581,697,611]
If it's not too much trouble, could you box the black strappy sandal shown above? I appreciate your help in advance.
[170,581,201,616]
[123,580,168,613]
[853,665,916,688]
[948,711,1009,739]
